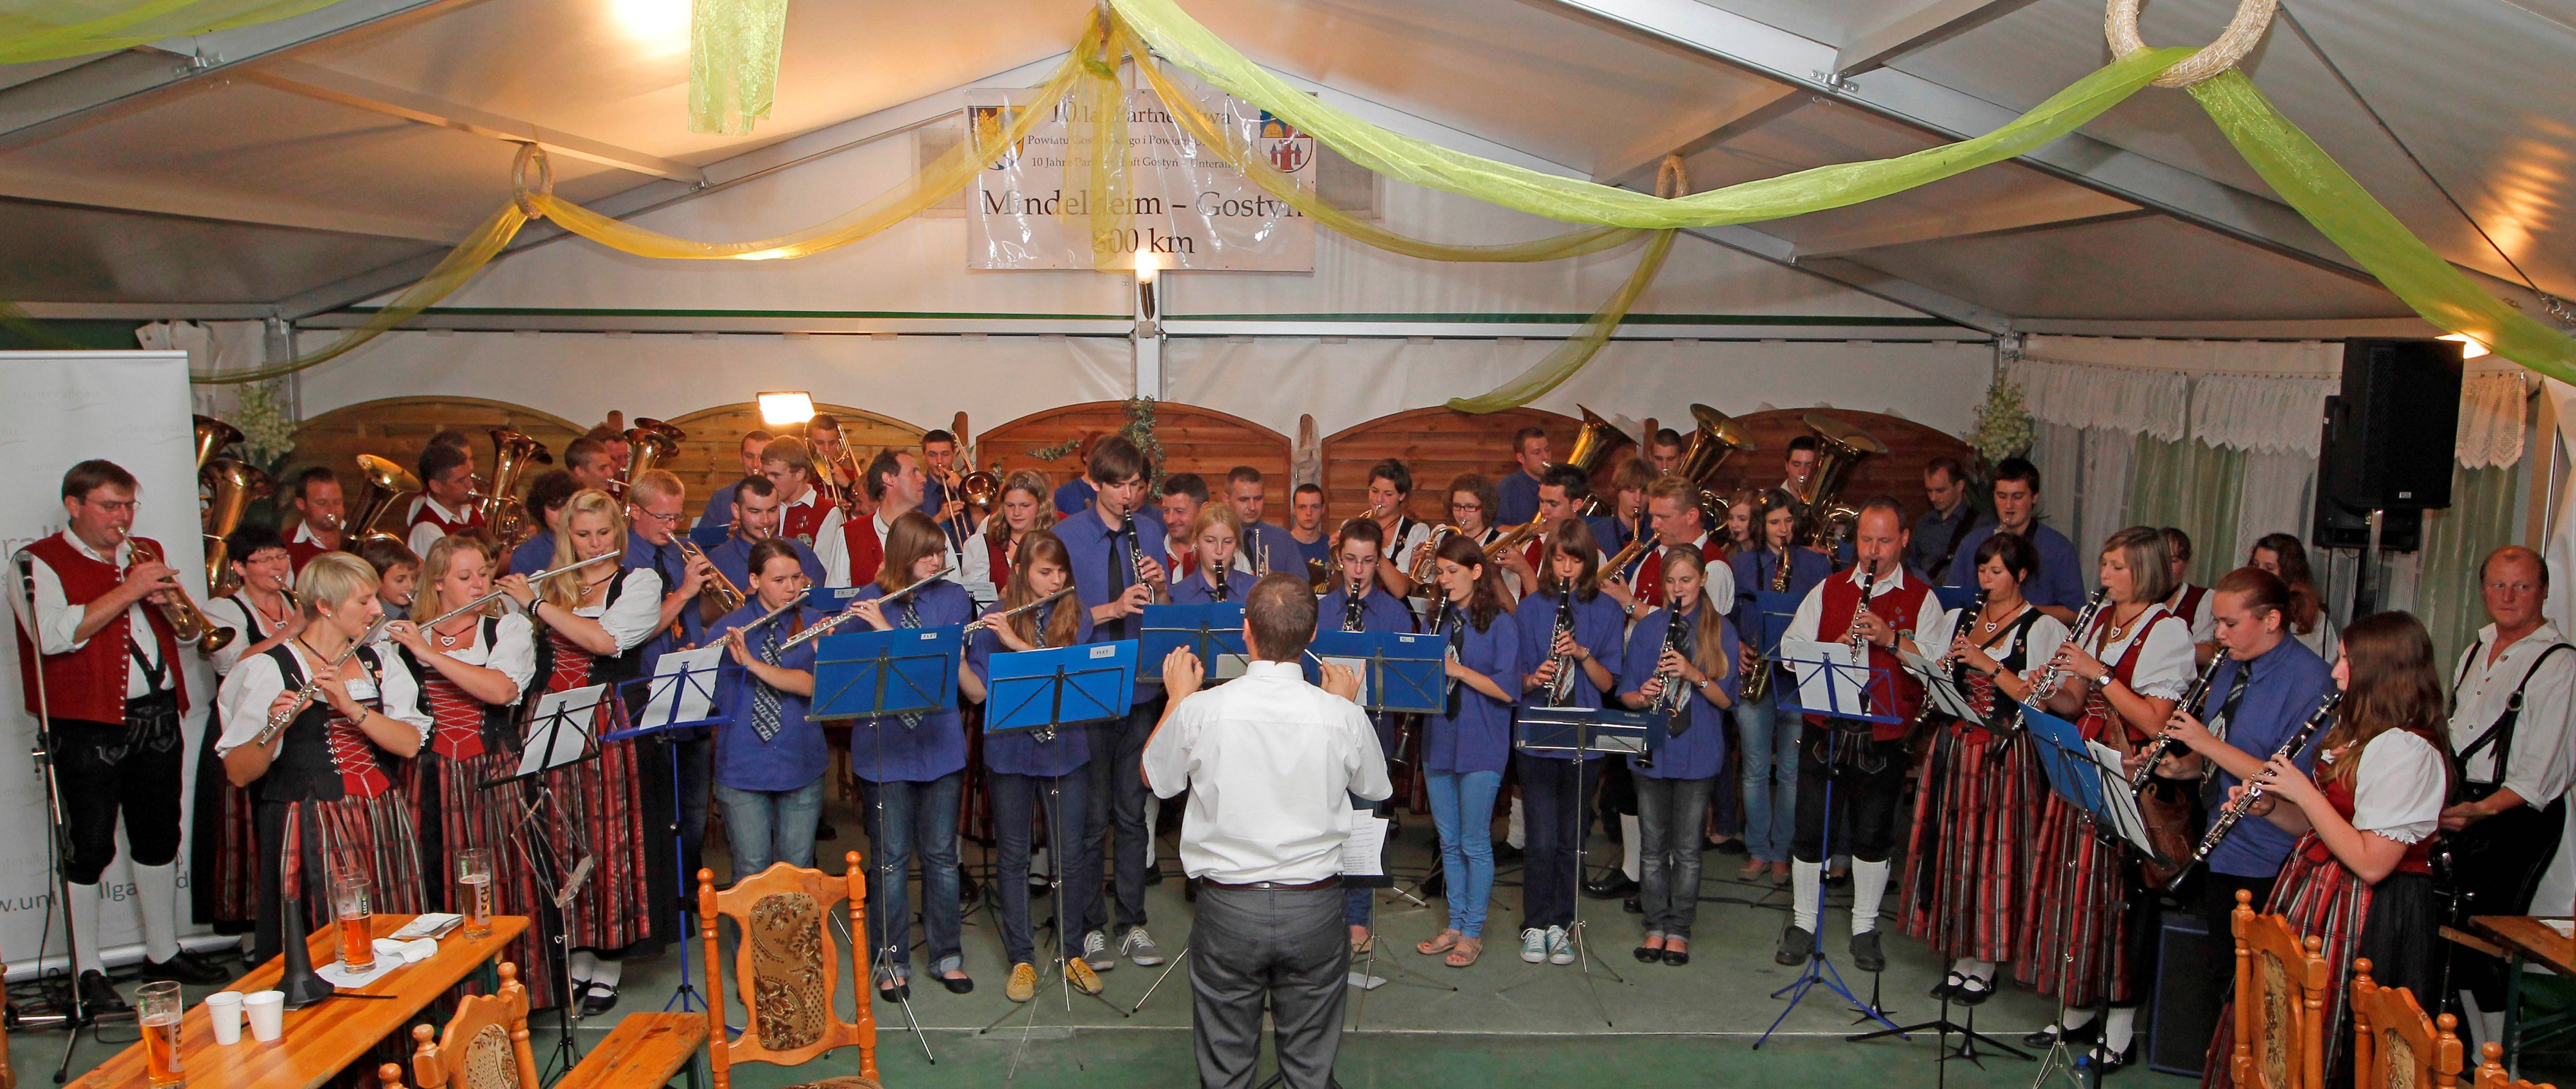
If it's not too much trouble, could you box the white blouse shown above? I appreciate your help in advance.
[2346,728,2446,845]
[214,640,433,756]
[1920,604,2070,679]
[2082,606,2195,700]
[2293,616,2342,663]
[206,593,293,677]
[382,612,538,701]
[573,568,666,653]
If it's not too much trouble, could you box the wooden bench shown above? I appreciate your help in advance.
[557,1013,710,1089]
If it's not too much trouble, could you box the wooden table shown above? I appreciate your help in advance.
[69,914,529,1089]
[2462,915,2576,1077]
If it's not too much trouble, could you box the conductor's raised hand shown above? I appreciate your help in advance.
[1162,645,1204,701]
[1320,662,1360,702]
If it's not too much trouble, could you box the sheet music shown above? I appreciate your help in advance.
[516,686,599,777]
[2087,740,2158,855]
[1340,812,1389,878]
[1782,638,1865,716]
[640,645,723,726]
[1320,656,1371,706]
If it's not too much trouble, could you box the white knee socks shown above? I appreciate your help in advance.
[569,949,598,985]
[1850,858,1889,936]
[67,881,102,975]
[1620,814,1641,882]
[589,958,622,988]
[1791,861,1822,933]
[2103,1006,2137,1052]
[1953,957,1996,985]
[133,862,182,962]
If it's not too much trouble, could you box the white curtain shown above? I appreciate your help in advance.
[2232,451,2318,566]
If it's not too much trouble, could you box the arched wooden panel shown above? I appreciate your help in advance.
[976,401,1292,504]
[657,403,922,510]
[1700,408,1975,528]
[1319,406,1588,525]
[282,397,588,508]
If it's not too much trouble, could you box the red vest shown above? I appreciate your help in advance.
[1632,538,1717,609]
[13,535,188,721]
[842,517,886,586]
[1811,568,1931,739]
[2309,725,2447,875]
[408,499,482,540]
[984,532,1014,587]
[285,538,334,573]
[782,497,831,550]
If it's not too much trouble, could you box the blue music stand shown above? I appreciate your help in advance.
[1756,648,1908,1046]
[1515,705,1665,763]
[2011,697,2162,1089]
[1775,650,1904,725]
[602,648,731,742]
[987,642,1139,734]
[1752,590,1804,662]
[1932,584,1981,613]
[1140,603,1246,683]
[1301,630,1447,713]
[811,625,963,722]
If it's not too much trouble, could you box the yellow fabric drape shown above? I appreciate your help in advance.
[0,0,342,64]
[688,0,789,135]
[1446,228,1676,413]
[193,204,528,384]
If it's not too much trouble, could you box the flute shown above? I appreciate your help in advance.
[251,619,391,747]
[420,552,622,628]
[780,566,952,652]
[964,587,1077,638]
[725,590,811,646]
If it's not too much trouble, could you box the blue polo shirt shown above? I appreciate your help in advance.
[1314,581,1417,637]
[1051,502,1164,705]
[706,600,825,793]
[706,533,825,594]
[1496,470,1544,527]
[1619,604,1740,781]
[965,601,1096,777]
[1730,546,1832,648]
[2198,638,2338,878]
[1170,566,1259,604]
[1513,588,1628,759]
[1051,479,1097,518]
[1424,608,1519,775]
[508,531,555,577]
[1946,521,2086,612]
[840,579,974,783]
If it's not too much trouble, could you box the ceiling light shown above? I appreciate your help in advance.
[758,391,815,426]
[2439,332,2492,359]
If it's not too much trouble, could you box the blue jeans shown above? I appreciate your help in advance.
[854,773,965,976]
[1734,695,1800,863]
[1515,754,1598,932]
[1085,701,1158,937]
[714,775,823,879]
[989,770,1096,967]
[1425,770,1502,939]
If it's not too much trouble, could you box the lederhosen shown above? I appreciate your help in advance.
[1901,606,2046,964]
[191,594,277,932]
[2015,605,2177,1007]
[250,644,426,963]
[2445,639,2574,1006]
[398,617,562,1009]
[530,575,658,956]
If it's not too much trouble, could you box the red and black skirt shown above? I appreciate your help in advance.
[1900,713,2038,964]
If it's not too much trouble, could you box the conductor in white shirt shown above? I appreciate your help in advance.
[1144,572,1390,1089]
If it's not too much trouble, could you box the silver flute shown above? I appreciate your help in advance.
[252,619,391,747]
[964,586,1077,638]
[421,552,622,627]
[780,566,953,652]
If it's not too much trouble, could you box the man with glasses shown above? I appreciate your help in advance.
[11,460,230,1014]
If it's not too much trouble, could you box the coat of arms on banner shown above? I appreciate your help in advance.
[968,105,1025,169]
[1259,112,1312,175]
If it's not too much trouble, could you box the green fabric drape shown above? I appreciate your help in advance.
[688,0,788,135]
[0,0,341,63]
[2415,465,2519,670]
[2126,435,2246,589]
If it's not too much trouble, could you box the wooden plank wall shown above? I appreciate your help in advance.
[660,403,922,508]
[281,397,589,534]
[977,401,1293,505]
[1317,406,1586,525]
[1698,408,1974,528]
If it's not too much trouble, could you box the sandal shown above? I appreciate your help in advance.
[1738,858,1768,880]
[1445,936,1483,968]
[1417,929,1460,957]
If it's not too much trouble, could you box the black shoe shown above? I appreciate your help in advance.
[2024,1019,2102,1050]
[1850,931,1885,973]
[1822,869,1851,889]
[1494,842,1525,862]
[1421,869,1446,899]
[1622,895,1641,915]
[137,949,231,986]
[76,971,128,1017]
[2084,1041,2136,1072]
[1953,975,1996,1006]
[940,974,974,995]
[1774,925,1813,966]
[1712,837,1750,856]
[1144,866,1164,885]
[577,981,619,1017]
[1634,943,1663,963]
[1582,872,1638,900]
[1662,946,1691,967]
[816,820,839,842]
[1930,971,1962,1000]
[875,976,911,1003]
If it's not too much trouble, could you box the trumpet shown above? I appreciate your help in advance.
[2184,692,2340,873]
[1484,521,1540,563]
[129,538,235,655]
[677,539,745,615]
[422,553,621,628]
[780,565,951,653]
[1602,530,1658,588]
[964,587,1077,638]
[2131,652,2228,793]
[251,618,390,748]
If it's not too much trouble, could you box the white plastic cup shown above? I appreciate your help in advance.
[243,990,284,1042]
[204,990,244,1045]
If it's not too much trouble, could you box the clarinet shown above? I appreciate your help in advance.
[1543,589,1579,705]
[1122,512,1163,605]
[1343,575,1367,633]
[1908,588,1985,733]
[2031,588,2114,700]
[2186,691,2341,867]
[2130,651,2228,792]
[1649,606,1690,721]
[1845,567,1877,657]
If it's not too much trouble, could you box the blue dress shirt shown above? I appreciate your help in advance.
[706,534,826,593]
[1618,604,1741,781]
[1424,608,1520,775]
[2198,637,2338,878]
[706,600,826,792]
[508,531,555,577]
[1496,470,1543,528]
[1512,588,1628,759]
[1170,566,1259,604]
[1053,502,1165,705]
[1946,521,2086,611]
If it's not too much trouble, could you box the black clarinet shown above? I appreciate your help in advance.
[2131,651,2228,793]
[1343,575,1367,633]
[2186,691,2342,866]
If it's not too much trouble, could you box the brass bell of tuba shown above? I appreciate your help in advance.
[473,428,553,549]
[347,454,421,548]
[620,418,686,489]
[200,457,273,598]
[1797,413,1887,549]
[193,415,244,471]
[1560,405,1635,516]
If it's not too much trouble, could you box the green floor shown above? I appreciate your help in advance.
[25,798,2568,1088]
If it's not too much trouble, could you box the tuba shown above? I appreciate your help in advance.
[347,454,421,548]
[474,428,552,549]
[1560,405,1635,516]
[621,418,686,488]
[1796,413,1886,549]
[193,415,244,471]
[1678,403,1756,525]
[200,458,273,598]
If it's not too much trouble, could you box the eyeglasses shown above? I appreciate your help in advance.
[631,508,682,525]
[83,498,138,514]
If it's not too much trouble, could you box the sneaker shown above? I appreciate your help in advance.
[1006,963,1038,1003]
[1067,958,1104,995]
[1546,926,1574,965]
[1519,927,1547,963]
[1850,930,1886,973]
[1081,930,1115,972]
[137,948,230,985]
[1775,924,1813,966]
[1120,927,1163,967]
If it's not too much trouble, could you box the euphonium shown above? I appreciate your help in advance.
[1675,404,1755,487]
[1562,405,1635,517]
[347,454,420,548]
[1796,414,1887,548]
[1408,525,1460,588]
[200,457,273,599]
[1602,530,1658,587]
[192,415,244,471]
[473,428,552,547]
[129,538,234,656]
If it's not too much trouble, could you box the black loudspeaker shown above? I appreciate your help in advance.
[2312,418,2424,551]
[2316,338,2463,511]
[2148,911,2231,1076]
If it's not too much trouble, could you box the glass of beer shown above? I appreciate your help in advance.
[333,868,376,971]
[455,849,494,938]
[139,979,185,1086]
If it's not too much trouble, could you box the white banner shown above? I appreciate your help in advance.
[0,352,221,978]
[966,77,1316,271]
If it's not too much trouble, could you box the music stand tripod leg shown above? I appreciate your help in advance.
[1755,723,1906,1048]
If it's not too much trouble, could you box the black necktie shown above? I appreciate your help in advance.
[1107,527,1132,640]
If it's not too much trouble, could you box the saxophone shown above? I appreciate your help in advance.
[1739,547,1794,703]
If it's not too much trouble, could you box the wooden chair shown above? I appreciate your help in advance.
[2477,1041,2562,1089]
[699,856,880,1089]
[378,1064,411,1089]
[2229,888,2330,1089]
[411,961,542,1089]
[2349,958,2462,1089]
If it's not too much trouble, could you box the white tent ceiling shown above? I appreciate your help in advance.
[3,0,2571,338]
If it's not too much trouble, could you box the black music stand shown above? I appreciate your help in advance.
[602,646,731,1023]
[482,683,606,1082]
[1141,603,1247,683]
[2017,701,2166,1089]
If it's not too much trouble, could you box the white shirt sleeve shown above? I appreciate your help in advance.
[20,551,92,656]
[1783,580,1827,645]
[1141,694,1203,799]
[2350,729,2447,844]
[373,646,433,748]
[2125,615,2197,700]
[2498,647,2576,807]
[488,613,538,699]
[206,596,259,676]
[2022,615,2071,671]
[1703,555,1736,616]
[2189,600,2218,644]
[1919,608,1964,668]
[1344,699,1393,802]
[594,569,665,652]
[405,521,445,561]
[215,651,289,755]
[812,507,850,587]
[961,530,993,587]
